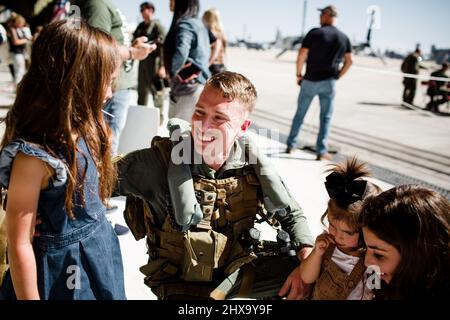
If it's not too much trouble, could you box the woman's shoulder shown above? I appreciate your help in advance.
[0,139,67,188]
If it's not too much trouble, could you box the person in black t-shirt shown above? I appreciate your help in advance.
[286,5,353,161]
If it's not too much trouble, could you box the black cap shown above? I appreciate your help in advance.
[140,2,155,11]
[318,5,338,17]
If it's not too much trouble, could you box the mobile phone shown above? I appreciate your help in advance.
[177,63,201,81]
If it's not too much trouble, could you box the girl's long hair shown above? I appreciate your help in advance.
[164,0,200,75]
[1,20,120,219]
[360,185,450,300]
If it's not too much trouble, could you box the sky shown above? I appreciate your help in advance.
[113,0,450,54]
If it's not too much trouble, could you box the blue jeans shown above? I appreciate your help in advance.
[103,89,130,155]
[286,79,336,155]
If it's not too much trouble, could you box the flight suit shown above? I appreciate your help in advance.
[115,135,314,299]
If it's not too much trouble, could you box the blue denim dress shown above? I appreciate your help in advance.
[0,139,126,300]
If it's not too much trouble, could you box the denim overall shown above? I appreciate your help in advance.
[0,139,126,300]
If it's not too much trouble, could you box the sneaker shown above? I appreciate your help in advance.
[285,147,293,154]
[114,223,129,236]
[316,153,333,161]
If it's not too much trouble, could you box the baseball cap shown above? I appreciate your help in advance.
[318,5,338,17]
[140,2,155,11]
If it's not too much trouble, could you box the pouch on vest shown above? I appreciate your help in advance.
[181,230,227,282]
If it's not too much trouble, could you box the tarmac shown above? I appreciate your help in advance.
[0,47,448,299]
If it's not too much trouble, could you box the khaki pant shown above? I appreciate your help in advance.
[0,207,7,286]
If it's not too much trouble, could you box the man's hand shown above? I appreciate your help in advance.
[278,266,312,300]
[296,74,303,86]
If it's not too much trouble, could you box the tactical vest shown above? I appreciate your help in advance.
[124,137,268,299]
[311,246,366,300]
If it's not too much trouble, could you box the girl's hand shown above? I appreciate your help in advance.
[314,232,335,255]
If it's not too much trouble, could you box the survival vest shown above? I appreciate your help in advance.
[123,125,295,299]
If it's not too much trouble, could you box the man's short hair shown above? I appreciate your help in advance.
[205,71,258,113]
[140,2,155,12]
[442,61,449,70]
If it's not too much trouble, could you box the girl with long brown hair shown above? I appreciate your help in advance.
[0,20,126,300]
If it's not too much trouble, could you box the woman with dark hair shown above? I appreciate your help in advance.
[164,0,211,121]
[360,185,450,300]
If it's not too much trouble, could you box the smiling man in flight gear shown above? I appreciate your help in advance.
[114,71,314,300]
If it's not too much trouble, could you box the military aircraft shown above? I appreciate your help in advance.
[273,30,303,59]
[0,0,62,28]
[231,38,268,51]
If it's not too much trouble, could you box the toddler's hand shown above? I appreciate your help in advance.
[314,232,335,255]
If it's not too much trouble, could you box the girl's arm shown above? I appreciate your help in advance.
[6,152,48,300]
[299,233,335,284]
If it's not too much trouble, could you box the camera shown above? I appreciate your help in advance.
[240,228,297,257]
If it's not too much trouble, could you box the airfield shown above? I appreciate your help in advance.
[0,47,449,299]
